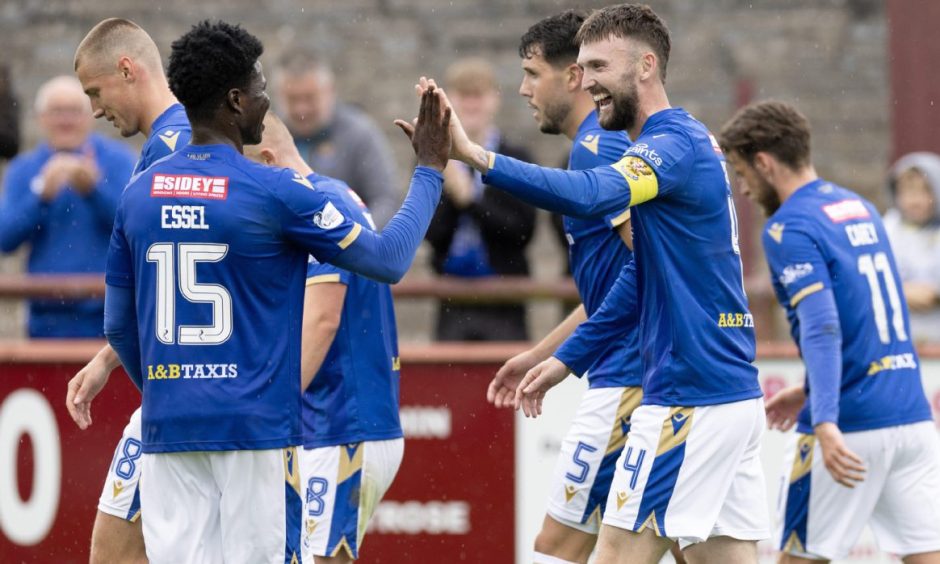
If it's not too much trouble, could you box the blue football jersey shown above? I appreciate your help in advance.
[107,144,394,453]
[134,103,191,175]
[302,174,402,448]
[565,111,640,389]
[485,108,760,406]
[763,180,932,433]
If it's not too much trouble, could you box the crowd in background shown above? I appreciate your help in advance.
[1,48,940,344]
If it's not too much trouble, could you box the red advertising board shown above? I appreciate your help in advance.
[0,356,514,563]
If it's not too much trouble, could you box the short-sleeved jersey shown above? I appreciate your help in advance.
[763,180,932,433]
[487,108,760,406]
[134,103,191,175]
[302,173,403,448]
[107,143,373,453]
[564,111,640,389]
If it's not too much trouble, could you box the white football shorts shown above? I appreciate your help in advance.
[97,406,143,522]
[546,386,642,534]
[139,447,304,564]
[301,438,404,562]
[776,421,940,560]
[602,397,770,547]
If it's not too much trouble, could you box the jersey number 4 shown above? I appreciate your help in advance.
[146,242,233,345]
[858,252,908,344]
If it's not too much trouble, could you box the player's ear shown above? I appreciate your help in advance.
[117,56,135,82]
[226,88,243,115]
[753,152,773,176]
[566,63,583,92]
[639,51,656,82]
[260,148,277,166]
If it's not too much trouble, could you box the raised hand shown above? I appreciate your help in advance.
[414,77,485,170]
[513,356,570,418]
[765,384,806,431]
[394,86,452,172]
[488,349,540,408]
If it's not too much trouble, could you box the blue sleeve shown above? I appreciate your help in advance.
[104,283,142,391]
[0,158,46,252]
[276,166,442,283]
[482,129,690,219]
[795,288,842,427]
[306,258,350,285]
[762,224,831,309]
[105,201,134,288]
[570,131,633,228]
[554,260,639,376]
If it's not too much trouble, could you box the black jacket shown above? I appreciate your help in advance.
[425,138,536,276]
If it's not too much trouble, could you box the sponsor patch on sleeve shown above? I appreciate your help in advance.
[313,201,345,230]
[151,174,229,200]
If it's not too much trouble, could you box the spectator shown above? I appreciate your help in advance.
[425,58,537,341]
[0,64,19,160]
[275,49,401,226]
[0,75,135,337]
[884,151,940,342]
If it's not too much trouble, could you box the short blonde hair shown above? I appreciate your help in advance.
[445,58,498,95]
[74,18,163,74]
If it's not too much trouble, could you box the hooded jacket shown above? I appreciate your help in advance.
[884,151,940,342]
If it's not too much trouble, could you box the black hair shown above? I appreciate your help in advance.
[167,20,264,121]
[518,10,587,68]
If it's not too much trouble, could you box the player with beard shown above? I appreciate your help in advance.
[720,101,940,564]
[488,11,641,564]
[424,4,767,563]
[102,20,449,563]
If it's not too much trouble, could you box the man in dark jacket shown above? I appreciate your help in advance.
[425,58,537,341]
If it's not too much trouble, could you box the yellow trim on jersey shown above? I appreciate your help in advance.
[789,434,815,483]
[306,274,342,286]
[159,131,180,151]
[609,208,631,227]
[487,151,496,169]
[610,156,659,206]
[283,447,302,496]
[789,282,824,307]
[656,407,695,456]
[337,222,362,250]
[606,387,643,455]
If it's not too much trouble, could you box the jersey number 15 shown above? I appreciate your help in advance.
[146,242,233,345]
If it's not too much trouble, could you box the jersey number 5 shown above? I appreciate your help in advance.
[146,242,233,345]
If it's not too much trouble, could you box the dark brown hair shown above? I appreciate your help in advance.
[576,4,671,83]
[718,100,812,169]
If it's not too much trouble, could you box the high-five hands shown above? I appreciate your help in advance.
[412,77,488,171]
[394,85,452,172]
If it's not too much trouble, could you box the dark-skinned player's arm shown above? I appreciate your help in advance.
[275,87,452,284]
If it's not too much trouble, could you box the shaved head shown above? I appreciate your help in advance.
[74,18,163,74]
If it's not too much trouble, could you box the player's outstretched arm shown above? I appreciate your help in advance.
[554,261,639,377]
[66,344,123,429]
[103,285,143,391]
[318,88,451,283]
[489,305,586,408]
[415,77,635,220]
